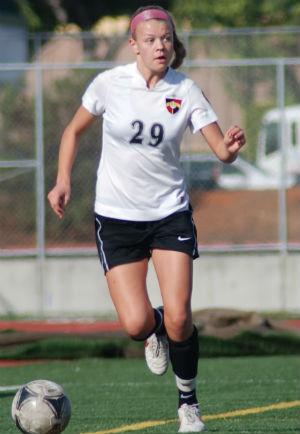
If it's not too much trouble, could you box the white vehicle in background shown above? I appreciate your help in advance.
[218,156,292,190]
[180,153,220,190]
[257,105,300,184]
[181,153,288,190]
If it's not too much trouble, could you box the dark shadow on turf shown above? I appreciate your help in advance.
[0,391,16,398]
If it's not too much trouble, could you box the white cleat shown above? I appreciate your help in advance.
[178,404,206,432]
[145,333,169,375]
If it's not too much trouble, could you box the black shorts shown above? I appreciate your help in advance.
[94,209,199,273]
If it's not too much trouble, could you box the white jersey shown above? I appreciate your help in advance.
[82,62,217,221]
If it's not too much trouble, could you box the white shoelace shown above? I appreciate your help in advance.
[182,404,200,423]
[148,335,161,357]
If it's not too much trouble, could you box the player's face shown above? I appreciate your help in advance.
[130,19,174,76]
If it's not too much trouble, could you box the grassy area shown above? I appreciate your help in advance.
[262,311,300,320]
[1,355,299,433]
[1,330,300,360]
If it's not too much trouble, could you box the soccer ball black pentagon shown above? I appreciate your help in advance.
[11,379,71,434]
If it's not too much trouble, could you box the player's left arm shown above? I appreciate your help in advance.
[201,121,246,163]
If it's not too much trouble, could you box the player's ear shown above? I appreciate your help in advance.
[129,37,140,55]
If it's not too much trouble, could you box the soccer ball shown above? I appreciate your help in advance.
[11,379,71,434]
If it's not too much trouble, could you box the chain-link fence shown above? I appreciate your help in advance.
[1,28,300,258]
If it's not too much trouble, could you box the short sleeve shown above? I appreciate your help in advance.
[82,70,110,116]
[188,83,218,134]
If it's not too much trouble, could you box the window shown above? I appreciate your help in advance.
[291,121,297,147]
[264,121,279,155]
[221,165,243,175]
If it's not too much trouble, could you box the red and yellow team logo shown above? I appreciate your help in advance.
[166,97,182,114]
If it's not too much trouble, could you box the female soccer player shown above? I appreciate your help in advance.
[48,5,245,432]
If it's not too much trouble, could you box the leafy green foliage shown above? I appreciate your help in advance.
[43,69,101,244]
[0,83,35,160]
[13,0,300,32]
[0,69,101,248]
[14,0,172,31]
[171,0,300,28]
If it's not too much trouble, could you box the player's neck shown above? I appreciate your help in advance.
[136,61,169,89]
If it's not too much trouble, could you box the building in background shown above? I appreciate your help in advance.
[0,0,28,81]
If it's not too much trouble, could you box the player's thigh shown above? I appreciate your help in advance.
[152,249,193,338]
[106,259,154,335]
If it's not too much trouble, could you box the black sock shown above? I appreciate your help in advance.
[168,326,199,408]
[168,326,199,379]
[153,306,166,336]
[178,389,198,407]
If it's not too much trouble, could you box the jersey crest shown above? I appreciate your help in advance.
[166,97,182,114]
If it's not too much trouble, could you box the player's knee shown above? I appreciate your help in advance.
[123,317,150,341]
[165,310,191,338]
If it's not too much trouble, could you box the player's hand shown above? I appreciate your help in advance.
[224,125,246,155]
[47,182,71,219]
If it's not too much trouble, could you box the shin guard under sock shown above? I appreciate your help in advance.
[168,326,199,407]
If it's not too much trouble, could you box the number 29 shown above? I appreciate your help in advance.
[129,120,164,147]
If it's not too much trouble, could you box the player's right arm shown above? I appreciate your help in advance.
[48,106,96,219]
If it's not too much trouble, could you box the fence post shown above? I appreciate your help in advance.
[35,64,46,315]
[276,60,288,310]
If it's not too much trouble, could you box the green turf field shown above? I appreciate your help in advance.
[1,356,299,434]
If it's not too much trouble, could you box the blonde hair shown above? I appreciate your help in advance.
[130,5,186,69]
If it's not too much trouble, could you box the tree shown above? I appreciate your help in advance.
[13,0,172,31]
[9,0,300,31]
[170,0,300,28]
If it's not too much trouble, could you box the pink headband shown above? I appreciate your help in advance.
[130,9,172,34]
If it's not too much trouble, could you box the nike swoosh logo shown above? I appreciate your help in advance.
[180,393,194,399]
[178,236,192,241]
